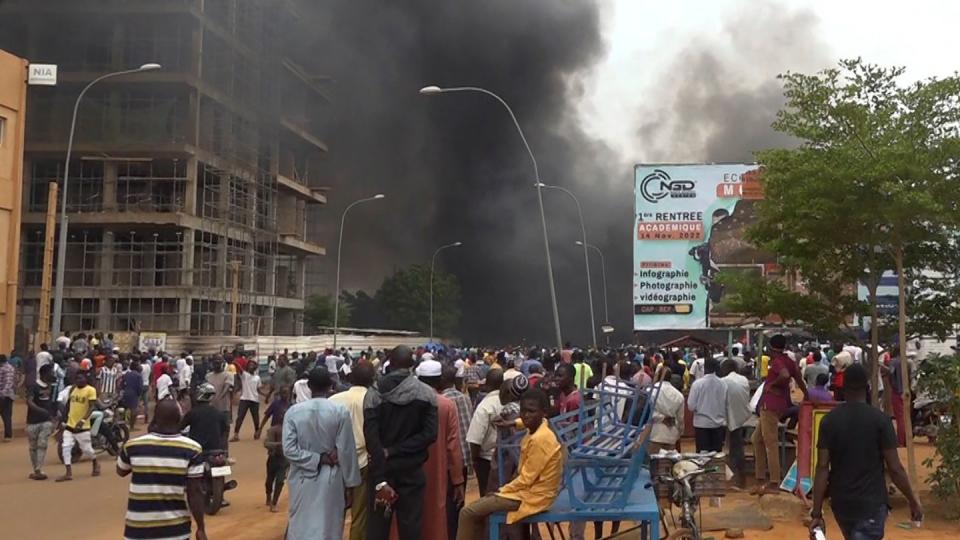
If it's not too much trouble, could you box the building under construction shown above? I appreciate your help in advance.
[0,0,330,337]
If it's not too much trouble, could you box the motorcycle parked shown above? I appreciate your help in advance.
[202,449,238,515]
[913,392,950,443]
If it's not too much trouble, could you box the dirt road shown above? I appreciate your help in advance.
[0,401,955,539]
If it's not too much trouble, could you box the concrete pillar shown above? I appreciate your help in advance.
[262,306,275,335]
[213,300,226,334]
[184,157,198,215]
[178,296,192,333]
[99,229,115,287]
[266,250,277,296]
[297,257,306,302]
[102,161,117,211]
[144,234,158,287]
[181,229,195,286]
[97,296,111,331]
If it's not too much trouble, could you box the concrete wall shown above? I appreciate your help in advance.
[0,50,26,353]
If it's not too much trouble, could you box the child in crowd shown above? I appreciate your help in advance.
[458,388,564,540]
[263,408,288,512]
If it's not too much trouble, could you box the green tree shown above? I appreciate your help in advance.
[339,290,385,329]
[375,264,462,338]
[750,58,960,484]
[303,293,349,330]
[716,271,861,339]
[915,353,960,512]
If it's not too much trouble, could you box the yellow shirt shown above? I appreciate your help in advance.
[497,420,564,524]
[226,363,237,376]
[329,385,368,469]
[66,385,98,430]
[573,362,593,389]
[760,355,770,378]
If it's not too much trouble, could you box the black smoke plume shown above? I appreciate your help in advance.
[305,0,830,345]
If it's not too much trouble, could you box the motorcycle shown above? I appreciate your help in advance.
[913,392,950,443]
[58,397,131,463]
[201,450,238,515]
[94,398,131,456]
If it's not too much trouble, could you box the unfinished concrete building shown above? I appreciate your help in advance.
[0,0,330,336]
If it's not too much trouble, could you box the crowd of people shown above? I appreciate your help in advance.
[0,331,929,540]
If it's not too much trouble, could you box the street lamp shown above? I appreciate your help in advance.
[333,194,385,348]
[51,63,162,342]
[576,240,609,343]
[420,85,563,349]
[538,183,596,348]
[430,241,462,343]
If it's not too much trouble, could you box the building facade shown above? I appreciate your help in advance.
[0,0,330,337]
[0,50,27,352]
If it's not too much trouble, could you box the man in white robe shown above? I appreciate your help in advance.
[283,367,361,540]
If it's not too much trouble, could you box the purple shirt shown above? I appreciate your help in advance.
[808,386,833,403]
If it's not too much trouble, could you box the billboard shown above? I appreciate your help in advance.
[634,163,762,330]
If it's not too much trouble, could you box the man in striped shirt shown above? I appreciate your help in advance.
[98,355,121,400]
[117,399,207,540]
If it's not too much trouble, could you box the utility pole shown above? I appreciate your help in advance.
[230,260,240,336]
[37,182,58,345]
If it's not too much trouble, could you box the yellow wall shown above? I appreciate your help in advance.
[0,49,26,354]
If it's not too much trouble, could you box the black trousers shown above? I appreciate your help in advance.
[367,467,426,540]
[265,454,288,503]
[0,397,12,438]
[235,400,260,434]
[474,457,492,497]
[727,427,746,486]
[694,426,726,453]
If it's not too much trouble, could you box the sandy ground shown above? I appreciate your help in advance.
[0,400,956,539]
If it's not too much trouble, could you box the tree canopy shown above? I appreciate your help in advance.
[331,264,463,338]
[729,59,960,342]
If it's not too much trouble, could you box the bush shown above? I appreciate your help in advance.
[915,353,960,510]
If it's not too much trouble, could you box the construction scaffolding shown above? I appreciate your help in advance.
[2,0,330,339]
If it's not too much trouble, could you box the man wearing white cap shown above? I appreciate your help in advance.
[416,358,465,540]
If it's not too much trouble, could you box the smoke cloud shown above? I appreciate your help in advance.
[633,2,831,162]
[305,0,832,345]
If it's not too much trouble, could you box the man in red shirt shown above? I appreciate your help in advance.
[151,356,170,386]
[233,353,248,373]
[554,363,581,415]
[752,334,807,495]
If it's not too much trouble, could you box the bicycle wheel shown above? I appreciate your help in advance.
[666,527,698,540]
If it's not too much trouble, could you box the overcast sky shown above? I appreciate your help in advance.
[577,0,960,161]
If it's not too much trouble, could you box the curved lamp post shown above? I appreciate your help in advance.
[429,241,462,343]
[576,240,608,343]
[419,85,563,349]
[51,63,162,342]
[333,194,385,348]
[539,183,596,348]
